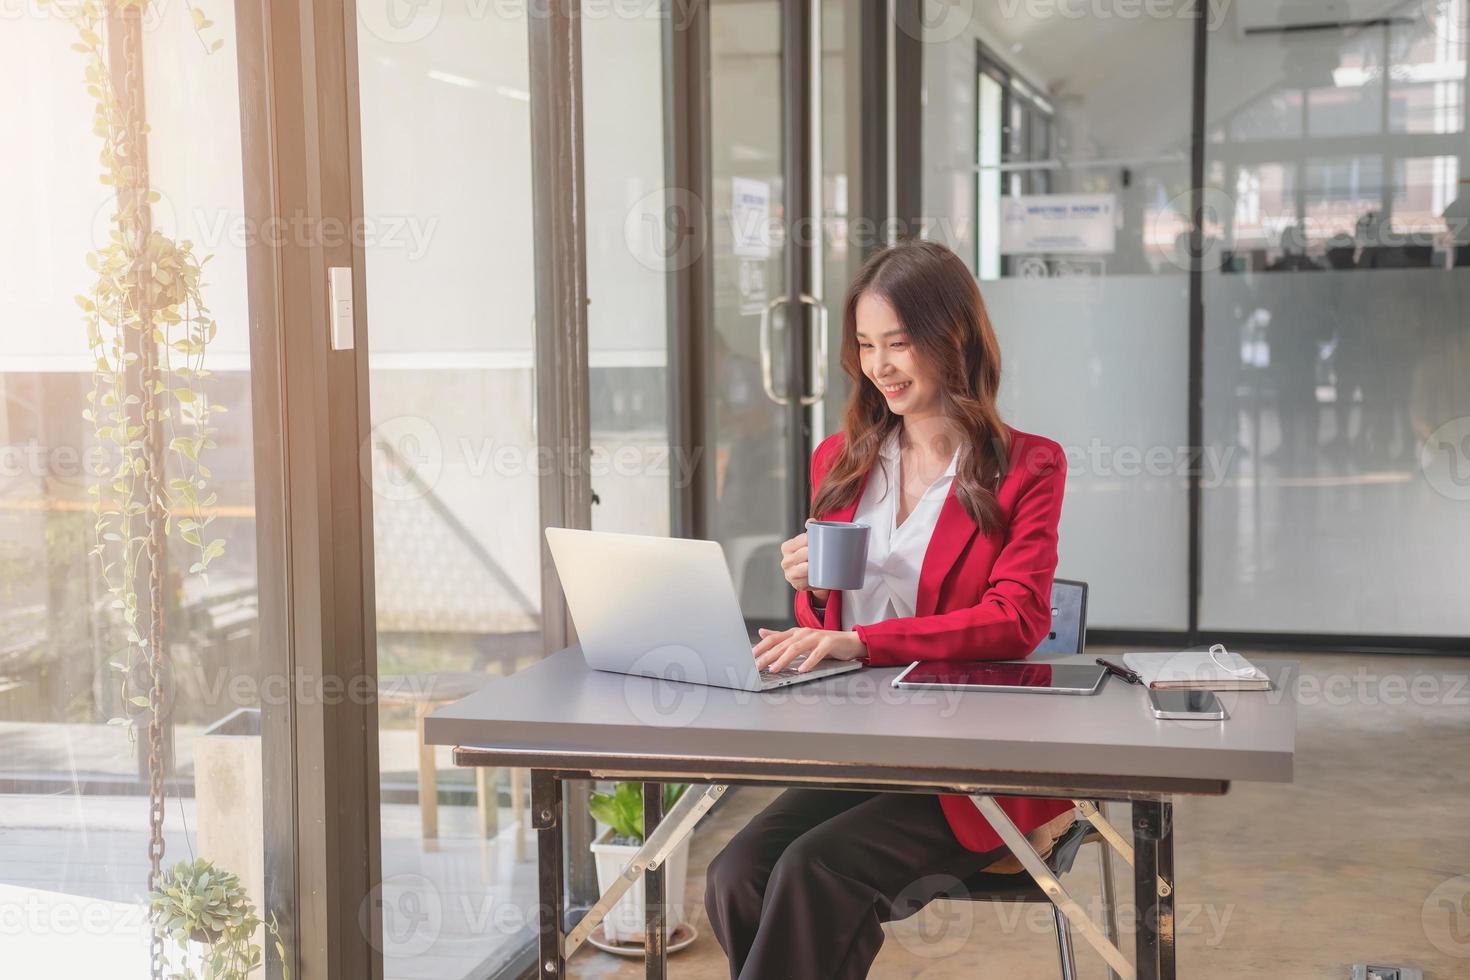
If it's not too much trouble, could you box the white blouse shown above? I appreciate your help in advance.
[840,432,961,631]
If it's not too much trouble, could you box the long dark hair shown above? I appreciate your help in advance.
[810,239,1009,533]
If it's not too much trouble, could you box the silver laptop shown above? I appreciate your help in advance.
[544,527,863,691]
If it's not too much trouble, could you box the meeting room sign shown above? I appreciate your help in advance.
[1001,193,1117,255]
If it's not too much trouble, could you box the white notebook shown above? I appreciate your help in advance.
[1122,647,1271,691]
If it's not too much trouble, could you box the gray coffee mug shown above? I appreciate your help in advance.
[805,519,870,591]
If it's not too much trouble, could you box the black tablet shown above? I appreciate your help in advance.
[891,660,1106,695]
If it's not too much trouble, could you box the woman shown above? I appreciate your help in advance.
[703,239,1073,980]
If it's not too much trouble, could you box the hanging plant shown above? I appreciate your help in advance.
[45,0,227,723]
[47,3,244,977]
[150,858,290,980]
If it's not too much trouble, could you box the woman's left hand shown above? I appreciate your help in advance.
[752,627,867,674]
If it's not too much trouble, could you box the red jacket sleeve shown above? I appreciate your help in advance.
[794,588,827,629]
[854,444,1066,666]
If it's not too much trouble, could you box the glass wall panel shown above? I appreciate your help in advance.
[356,4,540,975]
[922,8,1195,629]
[708,0,792,621]
[818,0,861,438]
[3,4,284,975]
[1201,2,1470,635]
[584,4,671,537]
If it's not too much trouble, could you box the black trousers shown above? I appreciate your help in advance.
[703,789,1008,980]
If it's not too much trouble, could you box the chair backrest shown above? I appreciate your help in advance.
[1032,579,1088,656]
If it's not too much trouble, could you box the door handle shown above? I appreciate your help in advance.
[794,293,828,407]
[759,295,791,406]
[761,294,829,407]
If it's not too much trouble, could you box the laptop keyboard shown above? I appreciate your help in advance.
[764,656,845,681]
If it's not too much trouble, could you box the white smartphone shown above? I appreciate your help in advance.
[1148,688,1227,720]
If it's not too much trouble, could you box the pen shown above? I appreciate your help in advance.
[1095,658,1142,685]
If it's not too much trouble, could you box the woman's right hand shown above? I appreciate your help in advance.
[779,533,831,603]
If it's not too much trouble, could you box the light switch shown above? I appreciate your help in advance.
[329,266,354,350]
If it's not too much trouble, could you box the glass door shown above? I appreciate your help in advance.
[708,0,822,625]
[354,4,544,977]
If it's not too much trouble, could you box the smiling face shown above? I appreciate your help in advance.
[854,290,942,422]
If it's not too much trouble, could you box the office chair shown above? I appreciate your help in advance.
[951,579,1122,980]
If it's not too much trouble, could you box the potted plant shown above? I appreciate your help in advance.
[149,857,288,980]
[588,782,692,947]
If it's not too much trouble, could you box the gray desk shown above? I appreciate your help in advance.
[427,646,1297,980]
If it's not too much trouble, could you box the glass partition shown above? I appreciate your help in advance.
[708,0,794,621]
[584,3,672,537]
[356,4,542,975]
[923,10,1196,630]
[1200,4,1470,635]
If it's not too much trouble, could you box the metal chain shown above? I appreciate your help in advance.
[114,4,169,977]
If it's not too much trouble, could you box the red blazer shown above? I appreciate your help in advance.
[794,426,1074,854]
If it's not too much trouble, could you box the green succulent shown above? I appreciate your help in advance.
[148,858,288,980]
[588,782,688,844]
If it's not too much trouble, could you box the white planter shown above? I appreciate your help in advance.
[194,708,264,950]
[589,828,691,945]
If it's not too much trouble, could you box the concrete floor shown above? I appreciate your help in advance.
[569,651,1470,980]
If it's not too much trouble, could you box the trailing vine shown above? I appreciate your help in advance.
[46,0,226,722]
[49,3,238,976]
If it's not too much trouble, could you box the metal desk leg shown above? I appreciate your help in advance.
[643,783,667,980]
[1098,829,1122,980]
[1158,800,1176,979]
[532,770,566,979]
[1132,799,1175,980]
[970,795,1135,980]
[1075,798,1170,898]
